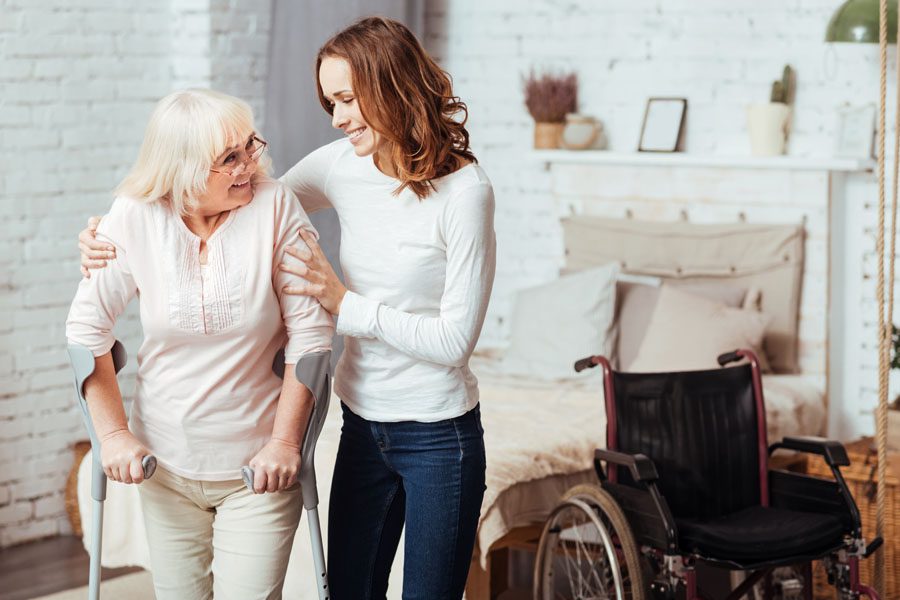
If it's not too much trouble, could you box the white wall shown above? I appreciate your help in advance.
[423,0,894,442]
[0,0,271,548]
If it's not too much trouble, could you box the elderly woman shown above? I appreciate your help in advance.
[65,89,333,600]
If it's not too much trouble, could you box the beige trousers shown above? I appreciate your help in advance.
[138,465,302,600]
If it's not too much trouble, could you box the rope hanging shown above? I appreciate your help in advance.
[873,0,896,595]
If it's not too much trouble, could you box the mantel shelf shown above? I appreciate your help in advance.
[532,150,875,173]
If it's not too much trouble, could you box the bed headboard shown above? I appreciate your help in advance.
[562,216,805,374]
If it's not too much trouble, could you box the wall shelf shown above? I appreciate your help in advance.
[532,150,875,173]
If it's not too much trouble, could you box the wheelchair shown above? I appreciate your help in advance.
[533,350,883,600]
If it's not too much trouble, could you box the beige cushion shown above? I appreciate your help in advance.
[501,264,619,380]
[563,216,804,373]
[615,279,748,370]
[629,285,771,373]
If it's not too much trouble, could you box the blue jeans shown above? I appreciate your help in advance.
[328,402,487,600]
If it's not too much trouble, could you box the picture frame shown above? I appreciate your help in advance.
[835,103,876,160]
[638,97,688,153]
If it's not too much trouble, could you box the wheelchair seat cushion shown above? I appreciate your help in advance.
[677,505,845,563]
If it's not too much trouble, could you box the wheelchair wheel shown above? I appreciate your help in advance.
[534,484,647,600]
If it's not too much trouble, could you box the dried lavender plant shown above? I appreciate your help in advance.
[522,70,577,123]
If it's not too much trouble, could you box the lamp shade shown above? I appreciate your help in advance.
[826,0,897,43]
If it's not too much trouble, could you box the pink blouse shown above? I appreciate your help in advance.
[66,181,334,480]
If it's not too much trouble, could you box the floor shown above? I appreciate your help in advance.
[0,535,142,600]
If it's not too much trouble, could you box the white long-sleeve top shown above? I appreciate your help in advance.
[280,139,496,422]
[66,181,334,480]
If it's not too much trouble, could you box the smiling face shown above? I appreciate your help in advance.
[318,56,385,159]
[199,133,259,215]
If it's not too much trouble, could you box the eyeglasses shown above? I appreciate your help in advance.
[209,136,268,177]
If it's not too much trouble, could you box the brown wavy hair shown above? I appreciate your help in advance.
[316,16,476,199]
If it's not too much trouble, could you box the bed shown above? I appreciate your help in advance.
[76,216,828,599]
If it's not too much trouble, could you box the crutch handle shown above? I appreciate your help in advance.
[142,455,157,479]
[241,465,255,492]
[238,465,300,494]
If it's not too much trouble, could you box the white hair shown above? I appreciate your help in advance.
[115,89,271,214]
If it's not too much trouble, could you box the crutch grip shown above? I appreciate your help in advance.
[241,465,255,492]
[142,455,157,479]
[239,465,294,494]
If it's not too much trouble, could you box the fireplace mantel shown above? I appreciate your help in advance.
[533,150,874,173]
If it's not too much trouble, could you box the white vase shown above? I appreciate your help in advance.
[747,103,791,156]
[560,114,606,150]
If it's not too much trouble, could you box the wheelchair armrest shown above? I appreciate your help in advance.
[596,451,677,552]
[595,449,659,482]
[769,435,850,467]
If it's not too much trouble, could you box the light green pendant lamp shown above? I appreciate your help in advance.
[825,0,897,43]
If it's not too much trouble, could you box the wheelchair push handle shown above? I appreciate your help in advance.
[574,356,599,372]
[574,355,613,373]
[717,350,742,366]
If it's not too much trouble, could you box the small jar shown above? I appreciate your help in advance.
[560,114,606,150]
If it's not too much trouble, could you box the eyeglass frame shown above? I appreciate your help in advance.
[209,135,268,177]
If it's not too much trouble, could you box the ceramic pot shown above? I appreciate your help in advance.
[560,114,607,150]
[747,103,791,156]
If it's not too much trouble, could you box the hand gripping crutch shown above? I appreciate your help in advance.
[242,350,332,600]
[68,341,157,600]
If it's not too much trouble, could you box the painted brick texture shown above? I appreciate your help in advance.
[0,0,270,548]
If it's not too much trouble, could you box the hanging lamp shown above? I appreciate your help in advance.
[826,0,897,43]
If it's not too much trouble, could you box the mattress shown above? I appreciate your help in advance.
[77,356,826,598]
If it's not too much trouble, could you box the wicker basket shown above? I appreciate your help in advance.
[806,438,899,599]
[65,440,92,537]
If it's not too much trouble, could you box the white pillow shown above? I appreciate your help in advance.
[629,285,771,373]
[500,264,619,380]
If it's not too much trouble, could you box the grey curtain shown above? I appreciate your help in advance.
[264,0,423,364]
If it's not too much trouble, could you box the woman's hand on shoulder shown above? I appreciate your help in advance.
[78,215,115,278]
[248,438,301,494]
[280,229,347,315]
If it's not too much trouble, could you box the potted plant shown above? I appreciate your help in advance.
[747,64,794,156]
[523,70,577,149]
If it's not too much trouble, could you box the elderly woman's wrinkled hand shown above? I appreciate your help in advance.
[100,429,151,484]
[247,438,301,494]
[280,229,347,315]
[78,215,115,278]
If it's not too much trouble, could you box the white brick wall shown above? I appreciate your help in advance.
[0,0,271,548]
[423,0,891,440]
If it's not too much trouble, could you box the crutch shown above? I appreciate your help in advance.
[68,341,157,600]
[242,350,332,600]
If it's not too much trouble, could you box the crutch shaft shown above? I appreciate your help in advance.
[307,507,329,600]
[89,497,104,600]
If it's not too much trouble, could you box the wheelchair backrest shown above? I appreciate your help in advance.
[610,363,764,520]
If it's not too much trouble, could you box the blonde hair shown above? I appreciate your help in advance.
[115,89,271,214]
